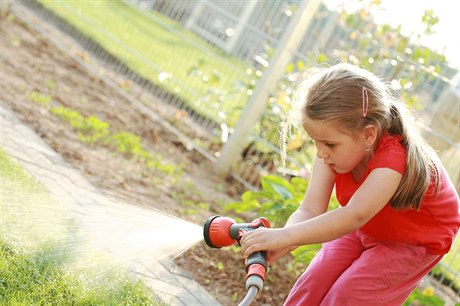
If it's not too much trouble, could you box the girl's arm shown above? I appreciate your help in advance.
[251,157,335,264]
[240,163,402,257]
[285,157,336,226]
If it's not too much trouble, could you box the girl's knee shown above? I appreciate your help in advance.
[320,279,358,306]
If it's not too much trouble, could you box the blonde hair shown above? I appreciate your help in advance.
[297,63,439,210]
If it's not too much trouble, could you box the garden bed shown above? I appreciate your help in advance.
[0,11,296,306]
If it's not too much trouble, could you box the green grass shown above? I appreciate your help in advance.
[0,147,47,193]
[0,147,67,252]
[0,148,163,305]
[0,240,160,305]
[38,0,252,126]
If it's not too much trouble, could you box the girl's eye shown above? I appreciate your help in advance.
[325,143,335,148]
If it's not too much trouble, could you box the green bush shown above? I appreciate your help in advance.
[225,175,308,227]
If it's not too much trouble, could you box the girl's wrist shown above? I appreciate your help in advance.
[281,226,299,247]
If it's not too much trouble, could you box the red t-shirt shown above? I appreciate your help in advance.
[335,133,460,254]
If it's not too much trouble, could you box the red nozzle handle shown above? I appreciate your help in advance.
[250,217,271,229]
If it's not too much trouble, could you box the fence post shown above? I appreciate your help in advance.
[184,0,204,30]
[215,0,320,175]
[224,1,258,54]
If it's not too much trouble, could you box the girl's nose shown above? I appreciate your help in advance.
[316,150,324,159]
[316,146,328,160]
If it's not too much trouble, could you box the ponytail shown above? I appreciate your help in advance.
[387,102,440,210]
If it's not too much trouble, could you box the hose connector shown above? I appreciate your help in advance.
[245,263,266,291]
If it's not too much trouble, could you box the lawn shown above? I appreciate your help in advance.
[38,0,252,126]
[0,148,162,305]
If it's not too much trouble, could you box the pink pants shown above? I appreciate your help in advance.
[284,230,443,306]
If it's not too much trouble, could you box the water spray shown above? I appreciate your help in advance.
[203,215,270,306]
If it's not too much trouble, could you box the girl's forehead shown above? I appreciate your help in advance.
[304,118,338,132]
[303,119,351,141]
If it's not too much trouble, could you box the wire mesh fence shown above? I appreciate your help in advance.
[127,0,459,191]
[11,0,460,298]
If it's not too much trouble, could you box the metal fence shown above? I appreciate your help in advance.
[126,0,460,191]
[11,0,460,298]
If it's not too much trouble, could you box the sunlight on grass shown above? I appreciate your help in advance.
[0,240,161,305]
[0,148,163,305]
[38,0,251,125]
[0,148,70,253]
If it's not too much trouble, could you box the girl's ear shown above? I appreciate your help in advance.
[362,124,378,147]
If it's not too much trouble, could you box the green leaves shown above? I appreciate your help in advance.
[41,102,181,177]
[50,107,110,144]
[27,90,52,107]
[403,288,445,306]
[225,175,307,228]
[225,173,343,266]
[421,9,440,35]
[291,244,322,266]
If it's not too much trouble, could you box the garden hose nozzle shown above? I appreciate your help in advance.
[203,215,271,304]
[203,215,271,248]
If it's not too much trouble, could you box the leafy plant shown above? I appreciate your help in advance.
[225,175,308,227]
[48,105,181,177]
[78,115,111,144]
[27,90,52,107]
[111,131,148,158]
[290,244,322,266]
[225,174,342,266]
[50,106,110,144]
[403,287,446,306]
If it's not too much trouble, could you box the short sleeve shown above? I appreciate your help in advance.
[368,134,406,175]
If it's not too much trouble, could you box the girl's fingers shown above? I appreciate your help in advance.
[241,234,256,258]
[240,232,250,255]
[240,229,266,258]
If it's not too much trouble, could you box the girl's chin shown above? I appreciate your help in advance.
[328,164,339,172]
[330,166,347,173]
[327,164,350,174]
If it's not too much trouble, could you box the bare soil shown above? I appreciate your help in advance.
[0,11,298,306]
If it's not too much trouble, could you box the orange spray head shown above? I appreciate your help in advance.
[203,215,270,248]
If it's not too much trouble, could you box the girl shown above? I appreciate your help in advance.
[240,63,460,305]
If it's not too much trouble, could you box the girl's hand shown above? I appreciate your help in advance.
[240,227,289,259]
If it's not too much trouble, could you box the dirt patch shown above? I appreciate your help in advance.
[0,11,298,305]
